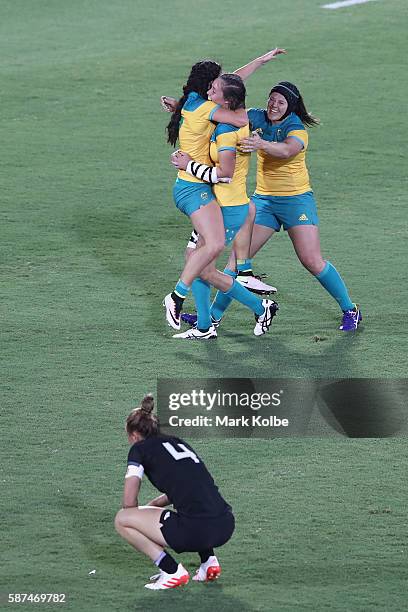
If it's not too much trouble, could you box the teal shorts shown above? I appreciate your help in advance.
[173,178,215,217]
[252,191,319,231]
[221,204,249,245]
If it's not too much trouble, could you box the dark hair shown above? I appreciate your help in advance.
[219,73,246,111]
[269,81,320,127]
[166,60,222,147]
[126,394,160,438]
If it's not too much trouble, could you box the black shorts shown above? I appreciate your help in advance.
[159,509,235,554]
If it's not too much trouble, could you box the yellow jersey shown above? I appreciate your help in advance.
[209,123,250,207]
[248,109,312,196]
[177,92,220,183]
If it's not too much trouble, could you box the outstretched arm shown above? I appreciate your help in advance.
[239,131,302,159]
[234,47,286,81]
[161,95,247,127]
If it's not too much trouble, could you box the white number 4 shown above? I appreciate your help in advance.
[162,442,200,463]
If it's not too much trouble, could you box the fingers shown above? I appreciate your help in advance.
[263,47,287,61]
[170,150,181,167]
[160,96,173,112]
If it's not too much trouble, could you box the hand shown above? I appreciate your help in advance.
[259,47,287,65]
[160,96,177,112]
[171,150,192,170]
[239,132,264,153]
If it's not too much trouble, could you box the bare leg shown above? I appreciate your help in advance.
[287,225,325,274]
[249,224,276,258]
[232,201,256,261]
[115,507,168,561]
[179,200,225,286]
[288,224,355,313]
[200,261,234,293]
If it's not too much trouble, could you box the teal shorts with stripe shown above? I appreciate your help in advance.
[173,178,215,217]
[252,191,319,231]
[221,204,249,245]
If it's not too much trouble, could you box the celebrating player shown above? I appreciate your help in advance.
[181,49,361,332]
[162,57,283,336]
[170,73,278,339]
[114,395,235,590]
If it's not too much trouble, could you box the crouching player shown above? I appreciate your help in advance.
[114,395,235,590]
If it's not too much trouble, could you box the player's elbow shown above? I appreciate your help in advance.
[218,165,234,180]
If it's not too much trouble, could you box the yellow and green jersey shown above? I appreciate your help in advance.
[248,109,311,196]
[209,123,250,207]
[178,92,220,183]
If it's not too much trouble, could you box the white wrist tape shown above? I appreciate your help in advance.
[186,160,219,184]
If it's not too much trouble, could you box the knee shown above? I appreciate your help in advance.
[299,254,325,276]
[114,509,125,533]
[206,238,225,260]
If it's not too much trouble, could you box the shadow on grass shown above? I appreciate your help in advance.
[173,327,362,379]
[131,586,254,612]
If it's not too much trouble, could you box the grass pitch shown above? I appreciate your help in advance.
[1,0,407,610]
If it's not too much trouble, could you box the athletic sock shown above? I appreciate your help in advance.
[155,551,178,575]
[199,549,215,564]
[192,278,212,330]
[210,268,236,321]
[174,279,190,299]
[236,259,253,274]
[171,291,185,312]
[224,279,264,316]
[315,261,354,311]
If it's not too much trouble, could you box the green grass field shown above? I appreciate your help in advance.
[1,0,408,610]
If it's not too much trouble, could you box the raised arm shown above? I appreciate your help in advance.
[234,47,286,81]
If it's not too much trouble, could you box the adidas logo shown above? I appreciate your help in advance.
[298,213,309,221]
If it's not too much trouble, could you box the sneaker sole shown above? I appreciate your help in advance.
[163,298,181,330]
[237,279,277,294]
[206,566,221,581]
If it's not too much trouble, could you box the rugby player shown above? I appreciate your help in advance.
[114,395,235,590]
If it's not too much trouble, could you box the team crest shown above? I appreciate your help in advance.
[201,192,209,200]
[298,213,309,221]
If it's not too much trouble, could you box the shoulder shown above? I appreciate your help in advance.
[212,123,240,149]
[215,123,240,136]
[248,108,269,128]
[183,91,210,112]
[127,440,144,462]
[283,112,306,132]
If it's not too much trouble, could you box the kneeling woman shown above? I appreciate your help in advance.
[114,395,235,590]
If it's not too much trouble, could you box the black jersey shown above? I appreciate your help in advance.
[126,435,231,518]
